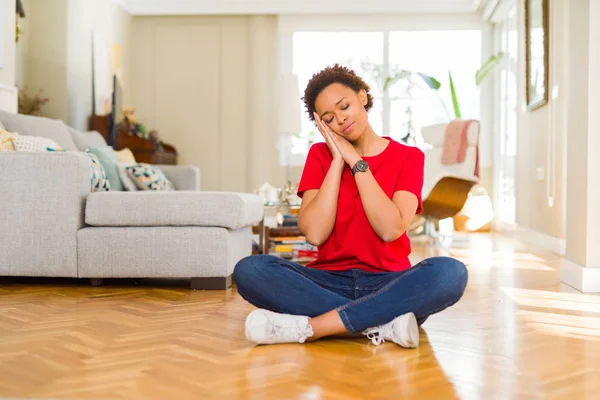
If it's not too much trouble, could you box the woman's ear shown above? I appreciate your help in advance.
[357,89,368,106]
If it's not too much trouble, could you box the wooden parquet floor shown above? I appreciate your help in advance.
[1,233,600,399]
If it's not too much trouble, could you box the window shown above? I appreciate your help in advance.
[291,32,384,155]
[288,29,482,158]
[388,31,482,145]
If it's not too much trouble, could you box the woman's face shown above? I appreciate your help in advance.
[314,83,369,141]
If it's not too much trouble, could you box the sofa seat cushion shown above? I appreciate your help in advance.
[85,191,264,230]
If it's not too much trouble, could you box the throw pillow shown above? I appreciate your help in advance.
[117,162,138,191]
[47,148,111,192]
[12,134,62,152]
[84,152,112,192]
[115,148,136,165]
[0,130,16,151]
[126,163,174,191]
[87,147,124,191]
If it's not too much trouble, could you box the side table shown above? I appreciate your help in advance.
[256,203,300,254]
[254,203,315,265]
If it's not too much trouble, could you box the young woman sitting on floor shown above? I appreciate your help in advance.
[234,64,468,347]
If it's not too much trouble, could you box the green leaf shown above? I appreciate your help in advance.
[384,70,441,92]
[416,73,441,90]
[383,76,395,91]
[383,70,411,91]
[449,71,461,119]
[475,52,505,86]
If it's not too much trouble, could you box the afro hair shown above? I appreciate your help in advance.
[302,64,374,122]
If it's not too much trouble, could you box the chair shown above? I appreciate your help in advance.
[412,121,480,237]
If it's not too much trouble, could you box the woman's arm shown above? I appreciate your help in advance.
[354,171,418,242]
[298,160,344,246]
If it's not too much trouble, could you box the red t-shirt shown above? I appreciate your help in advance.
[296,137,424,273]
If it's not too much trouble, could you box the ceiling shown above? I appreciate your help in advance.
[115,0,486,16]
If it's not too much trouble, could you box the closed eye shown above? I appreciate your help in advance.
[325,104,349,124]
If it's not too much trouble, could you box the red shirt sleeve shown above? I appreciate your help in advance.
[395,147,425,214]
[297,143,328,198]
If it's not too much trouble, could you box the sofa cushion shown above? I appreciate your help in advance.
[0,109,77,150]
[87,146,124,191]
[85,191,264,230]
[117,162,138,191]
[68,126,108,151]
[81,152,112,192]
[125,163,174,191]
[0,130,16,151]
[12,133,62,152]
[115,148,136,164]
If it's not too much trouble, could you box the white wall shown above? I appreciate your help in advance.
[131,15,282,192]
[563,0,589,264]
[16,0,131,129]
[17,0,69,120]
[0,0,16,86]
[66,0,132,130]
[514,0,567,241]
[559,0,600,292]
[0,0,17,112]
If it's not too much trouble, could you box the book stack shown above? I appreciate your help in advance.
[267,227,318,264]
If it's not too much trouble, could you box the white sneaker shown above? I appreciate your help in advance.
[245,309,314,345]
[363,312,419,348]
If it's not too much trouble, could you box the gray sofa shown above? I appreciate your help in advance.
[0,110,263,289]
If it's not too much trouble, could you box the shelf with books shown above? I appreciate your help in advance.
[251,202,319,264]
[264,227,318,265]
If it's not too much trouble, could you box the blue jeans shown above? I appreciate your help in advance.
[233,255,468,335]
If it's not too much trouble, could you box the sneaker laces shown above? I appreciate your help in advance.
[363,326,385,345]
[269,319,314,343]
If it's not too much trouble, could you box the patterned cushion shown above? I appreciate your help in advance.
[0,130,16,151]
[126,163,174,191]
[12,133,62,152]
[47,148,111,192]
[83,152,112,192]
[87,146,124,191]
[117,162,138,191]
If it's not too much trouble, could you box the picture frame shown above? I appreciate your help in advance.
[524,0,549,111]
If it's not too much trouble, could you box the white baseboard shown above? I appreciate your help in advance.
[560,258,600,293]
[498,222,566,256]
[0,83,18,113]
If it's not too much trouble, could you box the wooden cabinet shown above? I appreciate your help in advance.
[89,114,178,165]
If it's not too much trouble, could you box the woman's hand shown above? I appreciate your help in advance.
[314,113,361,168]
[314,112,343,166]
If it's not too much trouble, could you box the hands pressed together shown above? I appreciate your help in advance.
[313,112,361,169]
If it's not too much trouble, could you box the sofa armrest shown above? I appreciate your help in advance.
[156,165,200,191]
[0,151,92,277]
